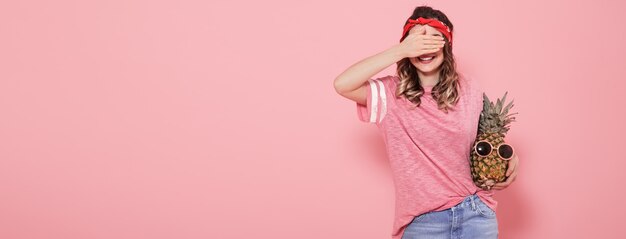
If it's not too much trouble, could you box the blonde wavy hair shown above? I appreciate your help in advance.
[394,6,461,114]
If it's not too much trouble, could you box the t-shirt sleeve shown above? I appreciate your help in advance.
[461,74,484,106]
[356,75,394,124]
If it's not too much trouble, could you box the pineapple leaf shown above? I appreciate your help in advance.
[502,100,515,115]
[495,98,502,114]
[501,92,508,106]
[482,93,491,112]
[496,92,508,114]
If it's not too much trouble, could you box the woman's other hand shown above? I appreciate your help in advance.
[492,153,519,190]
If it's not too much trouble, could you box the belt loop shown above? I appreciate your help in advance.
[470,195,477,211]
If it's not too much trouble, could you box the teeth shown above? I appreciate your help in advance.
[419,56,434,61]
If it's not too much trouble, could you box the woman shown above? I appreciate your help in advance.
[333,5,519,239]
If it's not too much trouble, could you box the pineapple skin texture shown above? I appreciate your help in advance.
[470,132,509,189]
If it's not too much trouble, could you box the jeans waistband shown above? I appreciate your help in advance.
[452,193,479,211]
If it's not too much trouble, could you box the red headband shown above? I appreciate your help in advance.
[401,17,453,47]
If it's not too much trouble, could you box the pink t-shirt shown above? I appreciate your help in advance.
[356,75,497,239]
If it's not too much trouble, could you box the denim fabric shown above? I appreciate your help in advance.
[401,194,498,239]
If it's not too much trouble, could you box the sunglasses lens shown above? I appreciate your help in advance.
[498,144,514,159]
[475,141,491,156]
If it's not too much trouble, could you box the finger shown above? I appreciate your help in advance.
[421,45,442,50]
[491,182,506,190]
[417,38,445,46]
[505,173,515,184]
[504,154,517,177]
[422,39,446,45]
[510,169,518,182]
[416,26,427,35]
[417,49,440,56]
[505,159,516,177]
[497,172,516,188]
[428,46,443,52]
[417,48,440,56]
[409,26,426,36]
[506,155,519,177]
[494,174,514,188]
[424,44,444,50]
[494,178,515,190]
[419,35,445,41]
[492,182,509,190]
[507,170,518,184]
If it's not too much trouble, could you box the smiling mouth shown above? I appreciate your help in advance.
[418,56,435,61]
[417,55,436,63]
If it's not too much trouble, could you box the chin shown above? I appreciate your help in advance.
[416,64,442,73]
[413,61,444,73]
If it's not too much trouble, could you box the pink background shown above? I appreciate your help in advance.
[1,0,625,238]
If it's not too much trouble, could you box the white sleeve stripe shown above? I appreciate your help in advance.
[367,79,378,123]
[375,79,387,123]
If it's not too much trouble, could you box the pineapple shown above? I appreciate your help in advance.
[470,92,518,190]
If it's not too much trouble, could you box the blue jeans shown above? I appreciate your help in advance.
[401,194,498,239]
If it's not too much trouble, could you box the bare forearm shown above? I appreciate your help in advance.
[334,45,405,93]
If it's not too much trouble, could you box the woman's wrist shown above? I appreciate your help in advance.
[385,44,407,61]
